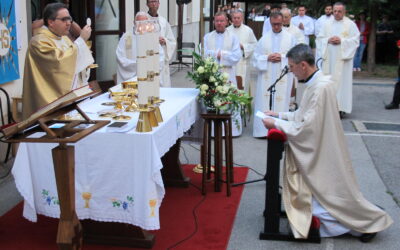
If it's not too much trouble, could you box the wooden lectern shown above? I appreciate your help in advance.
[2,86,110,250]
[259,129,321,243]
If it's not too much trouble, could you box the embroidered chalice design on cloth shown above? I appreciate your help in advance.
[149,199,157,217]
[82,192,92,208]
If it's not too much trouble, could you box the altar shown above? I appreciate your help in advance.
[12,87,199,231]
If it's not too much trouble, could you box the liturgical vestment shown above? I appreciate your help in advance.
[252,29,295,137]
[204,29,243,136]
[291,15,315,45]
[22,27,93,119]
[157,15,176,87]
[116,31,164,84]
[274,71,393,238]
[227,23,257,93]
[318,17,360,113]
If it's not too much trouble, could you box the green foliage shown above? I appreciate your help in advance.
[187,50,252,113]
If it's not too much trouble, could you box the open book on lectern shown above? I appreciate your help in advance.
[2,85,98,138]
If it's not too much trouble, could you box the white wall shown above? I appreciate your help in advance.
[125,0,135,33]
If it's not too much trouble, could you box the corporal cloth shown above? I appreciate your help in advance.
[22,27,94,119]
[318,17,360,113]
[116,31,164,84]
[227,24,257,93]
[291,15,315,45]
[274,71,393,238]
[252,30,295,137]
[156,15,177,87]
[204,29,243,136]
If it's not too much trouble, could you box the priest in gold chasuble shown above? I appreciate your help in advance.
[263,44,392,240]
[22,3,94,119]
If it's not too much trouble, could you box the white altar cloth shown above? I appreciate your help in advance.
[12,88,199,230]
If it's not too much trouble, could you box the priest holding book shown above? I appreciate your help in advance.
[22,3,94,119]
[262,44,392,241]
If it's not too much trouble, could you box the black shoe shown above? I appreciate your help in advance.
[339,111,345,119]
[385,103,399,109]
[359,232,377,243]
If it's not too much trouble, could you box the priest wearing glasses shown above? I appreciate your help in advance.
[22,3,94,119]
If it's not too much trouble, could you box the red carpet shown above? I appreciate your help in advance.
[0,165,248,250]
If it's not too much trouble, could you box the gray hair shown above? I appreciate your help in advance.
[269,12,283,20]
[43,3,67,26]
[334,2,346,10]
[230,10,243,16]
[286,44,315,65]
[281,8,291,15]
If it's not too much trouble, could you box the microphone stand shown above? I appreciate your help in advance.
[267,66,289,110]
[232,66,289,187]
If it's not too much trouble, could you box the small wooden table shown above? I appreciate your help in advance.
[200,113,233,196]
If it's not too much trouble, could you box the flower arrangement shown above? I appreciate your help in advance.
[187,51,252,113]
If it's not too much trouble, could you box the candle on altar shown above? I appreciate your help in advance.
[138,81,148,105]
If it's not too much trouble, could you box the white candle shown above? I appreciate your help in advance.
[136,33,151,58]
[154,74,160,98]
[138,81,151,105]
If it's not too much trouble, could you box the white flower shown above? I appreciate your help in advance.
[209,76,216,82]
[200,84,209,91]
[214,99,222,107]
[216,86,223,93]
[222,85,230,94]
[200,90,206,96]
[222,72,229,80]
[212,63,218,73]
[197,66,205,74]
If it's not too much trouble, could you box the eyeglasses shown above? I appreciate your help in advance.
[54,16,73,23]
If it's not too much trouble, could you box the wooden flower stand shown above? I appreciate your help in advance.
[200,113,234,196]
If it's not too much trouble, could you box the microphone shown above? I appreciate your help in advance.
[267,65,290,92]
[283,65,289,74]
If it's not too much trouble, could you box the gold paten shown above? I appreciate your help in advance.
[113,115,132,121]
[101,102,117,106]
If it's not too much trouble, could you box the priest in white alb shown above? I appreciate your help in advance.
[147,0,176,87]
[204,11,242,136]
[252,12,295,138]
[318,2,359,116]
[291,5,315,45]
[227,10,257,94]
[263,44,393,241]
[116,12,164,85]
[22,3,93,119]
[314,4,333,62]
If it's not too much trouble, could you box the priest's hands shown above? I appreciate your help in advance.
[298,22,304,30]
[159,37,166,45]
[80,25,92,41]
[268,53,281,62]
[262,118,276,129]
[328,36,341,45]
[264,111,278,117]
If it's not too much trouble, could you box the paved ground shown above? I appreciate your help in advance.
[1,66,399,249]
